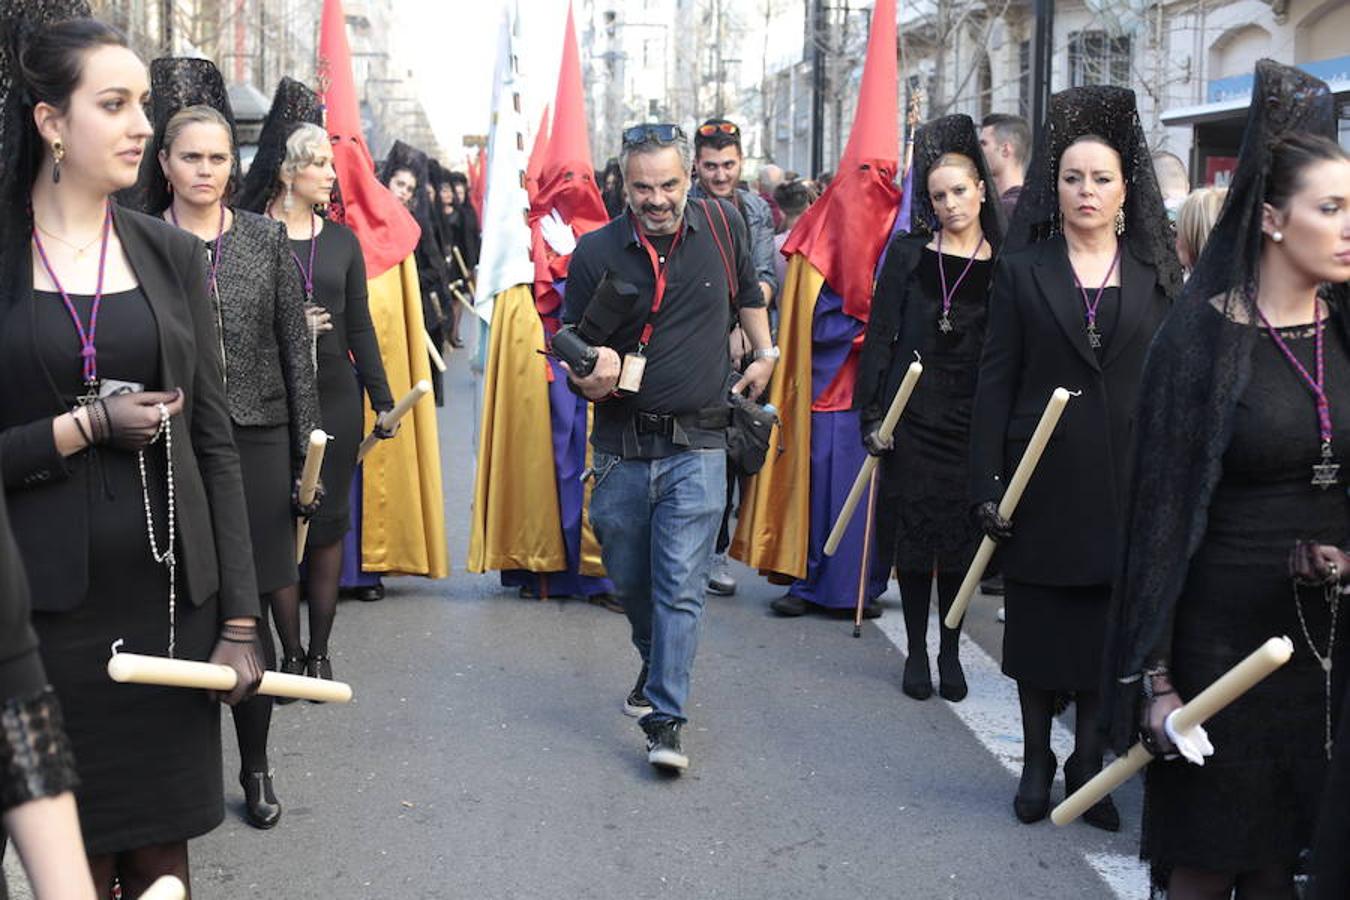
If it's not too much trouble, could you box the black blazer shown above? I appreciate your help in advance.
[969,236,1169,586]
[0,205,260,619]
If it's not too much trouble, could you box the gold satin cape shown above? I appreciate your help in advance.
[730,254,822,581]
[358,255,449,578]
[467,284,607,578]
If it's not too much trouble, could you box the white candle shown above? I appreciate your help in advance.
[424,329,448,373]
[107,652,354,703]
[824,361,923,557]
[1051,636,1293,826]
[944,387,1073,629]
[295,430,328,564]
[138,875,187,900]
[357,380,431,461]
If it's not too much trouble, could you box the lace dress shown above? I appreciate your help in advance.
[881,248,991,573]
[1143,317,1350,887]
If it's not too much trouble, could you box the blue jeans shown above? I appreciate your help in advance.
[589,448,725,724]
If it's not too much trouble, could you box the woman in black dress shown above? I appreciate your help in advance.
[1104,60,1350,897]
[0,14,262,893]
[238,84,395,687]
[969,86,1181,830]
[137,57,321,830]
[855,115,1002,703]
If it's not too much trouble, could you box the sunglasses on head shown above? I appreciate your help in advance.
[622,123,686,148]
[697,122,740,138]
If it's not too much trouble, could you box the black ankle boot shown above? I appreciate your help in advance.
[276,653,305,706]
[240,770,281,829]
[1064,753,1120,832]
[1013,751,1057,824]
[902,652,932,700]
[937,650,968,702]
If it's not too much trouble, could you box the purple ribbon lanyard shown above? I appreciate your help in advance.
[1071,245,1121,350]
[170,202,229,295]
[1259,307,1340,488]
[288,214,318,303]
[935,231,986,333]
[32,204,113,399]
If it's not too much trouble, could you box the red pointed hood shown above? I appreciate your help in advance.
[525,105,550,202]
[529,2,607,320]
[318,0,420,279]
[782,0,900,323]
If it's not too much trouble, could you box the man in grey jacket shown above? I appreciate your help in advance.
[688,118,778,597]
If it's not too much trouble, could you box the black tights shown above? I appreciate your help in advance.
[89,841,190,899]
[895,570,964,659]
[271,539,343,660]
[1167,865,1294,899]
[230,594,278,775]
[1016,683,1103,787]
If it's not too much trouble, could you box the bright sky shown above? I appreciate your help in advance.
[395,0,572,164]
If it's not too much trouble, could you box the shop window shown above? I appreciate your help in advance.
[1068,30,1132,88]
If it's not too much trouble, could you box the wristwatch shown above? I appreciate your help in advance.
[752,346,781,361]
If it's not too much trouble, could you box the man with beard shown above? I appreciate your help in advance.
[563,124,775,773]
[689,118,779,598]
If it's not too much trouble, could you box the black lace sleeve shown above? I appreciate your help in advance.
[0,687,78,813]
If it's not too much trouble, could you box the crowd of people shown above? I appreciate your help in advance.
[0,2,1349,899]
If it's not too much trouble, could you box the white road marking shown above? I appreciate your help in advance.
[872,600,1150,900]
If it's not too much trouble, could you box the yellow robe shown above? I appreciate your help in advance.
[730,254,823,581]
[358,255,449,578]
[467,284,567,573]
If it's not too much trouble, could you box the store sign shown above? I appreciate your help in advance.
[1207,54,1350,103]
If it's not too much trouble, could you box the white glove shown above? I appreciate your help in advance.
[540,209,577,256]
[1164,709,1216,767]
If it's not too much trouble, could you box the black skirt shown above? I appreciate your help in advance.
[1001,580,1110,691]
[308,358,362,546]
[32,443,222,855]
[235,424,297,595]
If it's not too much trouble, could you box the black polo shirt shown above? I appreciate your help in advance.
[563,197,763,458]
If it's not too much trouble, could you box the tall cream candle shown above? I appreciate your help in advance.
[294,430,328,564]
[357,380,431,461]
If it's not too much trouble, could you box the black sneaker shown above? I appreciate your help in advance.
[623,665,652,718]
[642,718,688,773]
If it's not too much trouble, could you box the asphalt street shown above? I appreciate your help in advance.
[6,330,1147,899]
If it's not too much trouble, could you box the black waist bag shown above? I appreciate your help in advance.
[726,394,778,476]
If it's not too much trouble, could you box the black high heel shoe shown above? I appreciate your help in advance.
[306,654,333,703]
[1013,751,1057,824]
[1064,753,1120,832]
[275,653,306,706]
[240,770,281,829]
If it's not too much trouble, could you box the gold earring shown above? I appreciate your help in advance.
[51,139,65,184]
[1114,207,1125,236]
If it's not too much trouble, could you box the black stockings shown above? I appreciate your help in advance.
[89,842,190,899]
[231,594,278,774]
[270,539,343,660]
[1166,864,1294,899]
[896,570,964,659]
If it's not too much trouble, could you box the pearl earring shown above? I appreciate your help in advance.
[1272,230,1284,243]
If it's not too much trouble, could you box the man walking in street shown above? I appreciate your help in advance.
[689,117,779,598]
[979,113,1030,222]
[563,124,776,773]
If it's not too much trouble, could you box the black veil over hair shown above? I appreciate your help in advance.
[234,76,321,215]
[1102,61,1341,760]
[908,113,1005,250]
[379,139,431,223]
[122,56,238,214]
[1006,84,1183,301]
[0,0,94,290]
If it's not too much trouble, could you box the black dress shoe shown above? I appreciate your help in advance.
[276,653,306,706]
[1064,754,1120,832]
[1013,751,1057,824]
[937,652,968,702]
[902,653,933,700]
[240,771,281,829]
[587,593,625,614]
[355,584,385,602]
[770,594,809,617]
[305,654,333,703]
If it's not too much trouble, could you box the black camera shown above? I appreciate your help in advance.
[548,272,641,379]
[550,325,598,377]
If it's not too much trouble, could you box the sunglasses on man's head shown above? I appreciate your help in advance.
[697,122,740,138]
[622,123,686,148]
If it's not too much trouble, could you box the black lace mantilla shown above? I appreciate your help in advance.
[908,113,1005,251]
[235,76,322,215]
[1005,84,1183,303]
[0,686,78,813]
